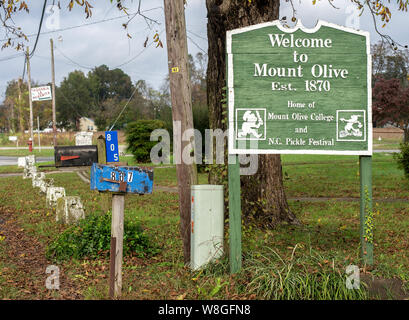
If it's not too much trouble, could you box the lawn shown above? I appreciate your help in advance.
[0,149,55,157]
[0,153,408,300]
[372,138,402,150]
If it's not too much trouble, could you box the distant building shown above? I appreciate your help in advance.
[79,117,97,132]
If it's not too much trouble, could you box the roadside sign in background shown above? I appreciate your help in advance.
[31,86,52,101]
[105,131,119,162]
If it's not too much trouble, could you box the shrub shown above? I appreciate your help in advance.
[394,142,409,179]
[46,212,159,261]
[125,120,167,163]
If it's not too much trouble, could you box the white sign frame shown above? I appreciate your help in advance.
[226,20,373,156]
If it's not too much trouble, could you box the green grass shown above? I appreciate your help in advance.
[373,138,402,150]
[0,161,56,174]
[0,153,408,299]
[283,154,409,199]
[0,148,54,157]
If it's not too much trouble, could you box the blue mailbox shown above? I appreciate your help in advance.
[90,163,154,194]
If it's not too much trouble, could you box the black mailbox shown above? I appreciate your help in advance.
[54,145,98,167]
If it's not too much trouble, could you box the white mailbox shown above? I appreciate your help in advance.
[190,185,224,270]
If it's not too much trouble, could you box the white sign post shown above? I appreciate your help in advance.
[31,86,52,102]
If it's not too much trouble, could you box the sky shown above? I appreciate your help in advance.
[0,0,408,101]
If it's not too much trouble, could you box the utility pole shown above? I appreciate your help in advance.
[37,116,41,152]
[50,38,57,146]
[26,47,34,147]
[10,97,15,133]
[17,78,24,133]
[164,0,198,264]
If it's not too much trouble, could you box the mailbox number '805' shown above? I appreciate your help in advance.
[110,171,133,183]
[106,132,119,162]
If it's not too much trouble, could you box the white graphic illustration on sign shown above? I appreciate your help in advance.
[336,110,366,142]
[236,109,266,140]
[339,115,363,138]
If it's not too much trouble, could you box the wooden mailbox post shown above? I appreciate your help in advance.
[90,163,154,298]
[227,20,373,273]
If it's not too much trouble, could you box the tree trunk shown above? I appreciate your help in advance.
[206,0,300,226]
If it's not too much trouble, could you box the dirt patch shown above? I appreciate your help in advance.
[361,274,408,300]
[0,207,83,299]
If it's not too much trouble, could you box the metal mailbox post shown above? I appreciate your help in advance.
[90,163,154,299]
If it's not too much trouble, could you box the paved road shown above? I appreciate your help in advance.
[373,149,400,153]
[0,156,53,166]
[0,147,54,150]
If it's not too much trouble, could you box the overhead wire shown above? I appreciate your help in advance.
[187,30,207,41]
[187,35,207,55]
[1,13,136,43]
[0,5,164,43]
[54,46,94,70]
[29,0,48,59]
[113,28,165,69]
[20,0,47,81]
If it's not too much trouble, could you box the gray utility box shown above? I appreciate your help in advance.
[190,185,224,270]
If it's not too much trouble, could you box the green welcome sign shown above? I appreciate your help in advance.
[227,20,372,155]
[226,21,374,274]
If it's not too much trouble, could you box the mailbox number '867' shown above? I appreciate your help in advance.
[110,171,133,183]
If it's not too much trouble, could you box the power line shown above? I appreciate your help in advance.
[187,30,207,41]
[0,7,163,43]
[108,85,139,131]
[187,35,207,55]
[20,0,47,81]
[58,88,84,119]
[55,46,94,70]
[22,56,27,80]
[0,53,25,62]
[33,53,79,69]
[29,0,48,58]
[113,29,165,69]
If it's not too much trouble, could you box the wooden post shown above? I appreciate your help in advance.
[228,155,242,273]
[37,116,41,152]
[164,0,198,264]
[109,194,125,299]
[17,78,24,134]
[26,47,34,147]
[97,135,111,213]
[97,135,107,164]
[50,38,57,147]
[359,155,373,265]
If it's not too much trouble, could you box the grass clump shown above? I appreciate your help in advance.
[243,245,368,300]
[46,212,159,261]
